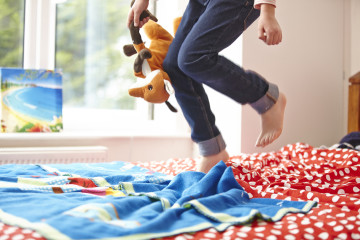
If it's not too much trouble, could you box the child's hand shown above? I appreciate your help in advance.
[257,4,282,45]
[127,0,150,28]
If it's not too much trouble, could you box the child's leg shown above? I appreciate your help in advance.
[177,0,285,149]
[163,0,229,168]
[164,0,285,173]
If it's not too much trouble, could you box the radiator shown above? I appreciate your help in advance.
[0,146,108,165]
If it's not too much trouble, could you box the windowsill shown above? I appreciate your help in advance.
[0,105,190,140]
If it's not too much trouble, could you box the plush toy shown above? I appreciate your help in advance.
[123,11,181,112]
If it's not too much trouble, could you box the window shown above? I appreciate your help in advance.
[53,0,181,133]
[0,0,25,68]
[1,0,185,134]
[55,0,135,110]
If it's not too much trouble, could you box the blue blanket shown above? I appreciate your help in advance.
[0,161,317,239]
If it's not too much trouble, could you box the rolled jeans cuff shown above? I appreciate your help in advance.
[250,82,279,114]
[198,134,226,156]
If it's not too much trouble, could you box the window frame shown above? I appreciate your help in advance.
[23,0,56,70]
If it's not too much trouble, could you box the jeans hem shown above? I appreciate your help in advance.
[198,133,226,156]
[250,82,279,114]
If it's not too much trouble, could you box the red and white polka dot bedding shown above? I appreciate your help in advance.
[1,143,359,240]
[136,143,360,240]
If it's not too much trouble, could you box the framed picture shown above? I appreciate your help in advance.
[1,68,63,133]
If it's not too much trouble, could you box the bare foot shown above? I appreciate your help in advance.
[256,92,287,147]
[197,149,230,173]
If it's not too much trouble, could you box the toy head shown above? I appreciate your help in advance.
[128,69,174,104]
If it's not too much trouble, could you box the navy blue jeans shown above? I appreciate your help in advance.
[163,0,279,156]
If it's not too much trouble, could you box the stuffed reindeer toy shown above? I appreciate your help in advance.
[123,6,180,112]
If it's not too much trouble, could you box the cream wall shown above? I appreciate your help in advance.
[204,0,357,155]
[350,0,360,76]
[241,0,350,153]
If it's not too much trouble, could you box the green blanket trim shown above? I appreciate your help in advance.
[0,209,71,240]
[90,222,214,240]
[119,182,135,194]
[18,178,49,186]
[0,209,214,240]
[183,199,318,225]
[0,193,317,240]
[93,177,111,187]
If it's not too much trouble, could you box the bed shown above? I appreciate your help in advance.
[0,74,359,240]
[0,142,359,240]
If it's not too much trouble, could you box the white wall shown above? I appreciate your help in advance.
[241,0,347,153]
[350,0,360,76]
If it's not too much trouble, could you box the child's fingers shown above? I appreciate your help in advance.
[258,26,282,45]
[278,31,283,44]
[273,31,282,45]
[133,10,141,27]
[274,33,281,45]
[258,28,266,42]
[266,33,274,45]
[127,10,134,27]
[266,30,282,45]
[138,17,150,28]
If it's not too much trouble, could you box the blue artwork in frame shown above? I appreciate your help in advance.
[0,68,63,132]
